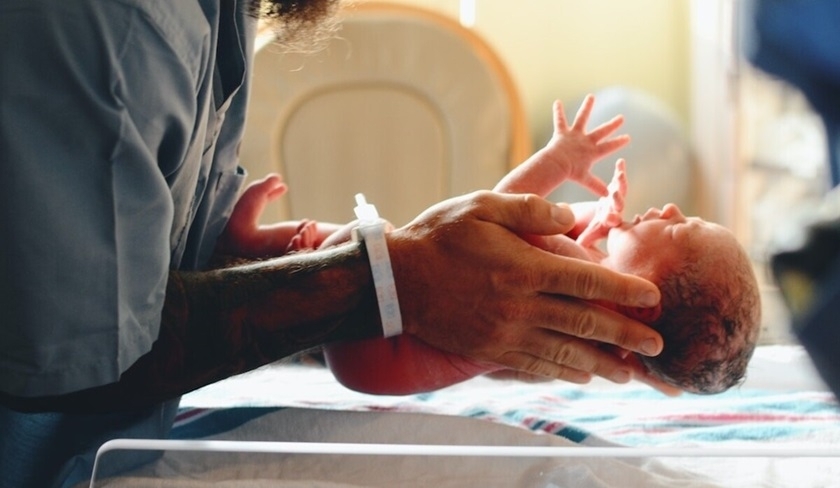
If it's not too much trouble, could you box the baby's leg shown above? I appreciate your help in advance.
[226,174,288,242]
[215,174,298,257]
[217,174,342,257]
[324,335,495,395]
[319,221,497,394]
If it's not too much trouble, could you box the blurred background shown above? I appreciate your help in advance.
[251,0,831,346]
[380,0,831,346]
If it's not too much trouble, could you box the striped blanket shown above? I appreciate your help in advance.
[88,346,840,487]
[176,345,840,448]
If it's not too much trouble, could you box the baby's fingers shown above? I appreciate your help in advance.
[589,115,627,142]
[553,99,569,133]
[575,223,605,249]
[570,94,595,132]
[579,173,609,197]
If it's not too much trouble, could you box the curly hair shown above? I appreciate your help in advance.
[247,0,342,52]
[638,236,761,394]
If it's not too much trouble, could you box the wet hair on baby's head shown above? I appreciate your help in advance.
[638,240,761,394]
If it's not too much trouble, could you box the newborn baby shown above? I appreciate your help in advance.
[324,95,761,395]
[323,157,760,395]
[223,94,761,395]
[566,160,761,394]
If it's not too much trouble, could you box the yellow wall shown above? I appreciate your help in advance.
[354,0,690,145]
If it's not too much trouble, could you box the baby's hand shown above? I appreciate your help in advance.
[577,159,628,249]
[546,94,630,196]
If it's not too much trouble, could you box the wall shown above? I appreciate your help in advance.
[358,0,691,145]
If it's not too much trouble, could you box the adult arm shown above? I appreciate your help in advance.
[1,243,383,413]
[0,1,378,413]
[0,4,661,411]
[4,191,662,412]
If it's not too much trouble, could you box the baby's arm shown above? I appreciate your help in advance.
[576,158,628,251]
[495,94,629,198]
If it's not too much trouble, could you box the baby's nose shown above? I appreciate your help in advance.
[660,203,684,219]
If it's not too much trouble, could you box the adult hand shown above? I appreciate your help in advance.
[485,351,684,396]
[387,190,663,385]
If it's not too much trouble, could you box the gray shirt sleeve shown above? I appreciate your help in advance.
[0,0,215,396]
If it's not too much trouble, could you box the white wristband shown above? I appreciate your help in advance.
[352,194,403,338]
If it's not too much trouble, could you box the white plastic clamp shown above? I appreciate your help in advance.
[352,194,403,337]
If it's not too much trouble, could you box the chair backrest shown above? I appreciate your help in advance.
[242,2,531,226]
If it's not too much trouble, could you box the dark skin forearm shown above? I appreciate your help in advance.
[0,242,382,413]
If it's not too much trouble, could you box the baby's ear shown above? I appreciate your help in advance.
[617,303,662,325]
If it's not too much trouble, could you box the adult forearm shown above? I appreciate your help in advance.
[163,243,383,385]
[1,242,382,413]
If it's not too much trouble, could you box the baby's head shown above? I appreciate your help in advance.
[604,204,761,394]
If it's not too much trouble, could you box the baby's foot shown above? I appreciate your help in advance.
[287,219,319,252]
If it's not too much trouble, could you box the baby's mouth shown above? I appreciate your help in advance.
[609,219,635,236]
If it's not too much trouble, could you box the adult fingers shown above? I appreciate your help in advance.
[484,369,555,384]
[472,192,576,238]
[524,292,663,358]
[509,328,637,384]
[498,350,594,385]
[534,253,661,310]
[470,192,660,318]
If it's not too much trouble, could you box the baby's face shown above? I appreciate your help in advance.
[603,204,736,282]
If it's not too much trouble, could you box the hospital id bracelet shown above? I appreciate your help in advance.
[352,194,403,338]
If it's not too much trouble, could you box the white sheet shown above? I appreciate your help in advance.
[89,408,840,487]
[178,345,829,409]
[84,346,840,487]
